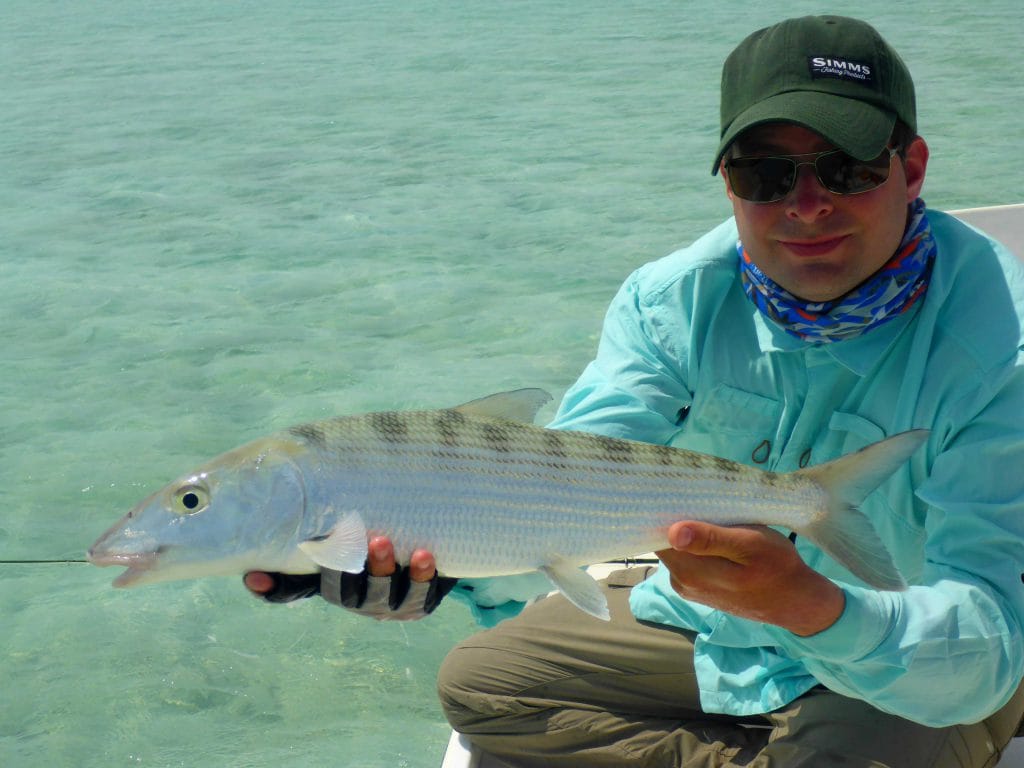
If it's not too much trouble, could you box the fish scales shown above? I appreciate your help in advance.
[290,410,826,575]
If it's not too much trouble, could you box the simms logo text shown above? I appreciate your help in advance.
[808,56,874,84]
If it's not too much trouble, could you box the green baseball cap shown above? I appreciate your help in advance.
[712,15,916,174]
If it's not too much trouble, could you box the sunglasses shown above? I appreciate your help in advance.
[724,147,899,203]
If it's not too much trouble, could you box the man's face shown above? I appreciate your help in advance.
[723,124,928,303]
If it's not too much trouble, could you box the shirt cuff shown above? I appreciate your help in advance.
[771,585,900,663]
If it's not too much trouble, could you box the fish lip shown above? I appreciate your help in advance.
[86,549,155,567]
[87,550,159,587]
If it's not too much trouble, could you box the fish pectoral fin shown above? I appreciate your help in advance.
[453,388,552,424]
[538,556,610,621]
[298,514,369,574]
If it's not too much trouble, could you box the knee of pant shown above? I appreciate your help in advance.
[436,642,491,705]
[437,641,515,727]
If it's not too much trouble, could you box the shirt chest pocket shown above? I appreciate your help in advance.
[670,384,782,466]
[821,410,927,581]
[826,410,886,452]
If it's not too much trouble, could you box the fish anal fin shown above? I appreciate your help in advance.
[538,555,610,621]
[298,513,368,574]
[800,505,908,590]
[453,389,552,424]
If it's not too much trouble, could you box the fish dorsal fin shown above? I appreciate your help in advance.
[453,388,552,424]
[298,513,368,574]
[538,555,610,621]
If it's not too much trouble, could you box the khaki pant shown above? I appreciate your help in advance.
[437,568,1024,767]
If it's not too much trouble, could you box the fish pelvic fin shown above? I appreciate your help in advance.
[539,555,610,621]
[453,388,553,424]
[298,513,369,574]
[794,429,928,591]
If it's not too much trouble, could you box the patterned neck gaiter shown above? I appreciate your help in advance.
[738,198,936,344]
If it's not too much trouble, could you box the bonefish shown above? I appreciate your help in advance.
[88,389,925,619]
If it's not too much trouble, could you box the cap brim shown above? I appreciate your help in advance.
[712,90,896,174]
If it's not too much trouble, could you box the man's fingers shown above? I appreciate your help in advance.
[367,537,437,581]
[367,536,397,576]
[408,549,438,583]
[244,571,275,594]
[250,537,435,598]
[244,571,321,603]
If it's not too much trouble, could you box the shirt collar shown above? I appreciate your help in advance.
[750,298,920,375]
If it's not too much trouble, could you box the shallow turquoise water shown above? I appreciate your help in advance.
[2,1,1022,766]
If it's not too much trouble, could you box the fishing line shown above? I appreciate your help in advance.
[0,559,88,564]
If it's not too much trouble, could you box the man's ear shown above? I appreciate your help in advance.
[902,136,929,201]
[721,159,736,201]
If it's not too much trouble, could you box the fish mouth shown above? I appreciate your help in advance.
[87,550,160,587]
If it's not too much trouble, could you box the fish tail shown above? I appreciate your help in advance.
[793,429,928,591]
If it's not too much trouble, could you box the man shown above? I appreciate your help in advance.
[248,15,1024,767]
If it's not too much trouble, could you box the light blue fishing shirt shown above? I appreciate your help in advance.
[540,210,1024,727]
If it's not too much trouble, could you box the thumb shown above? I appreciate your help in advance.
[667,521,745,560]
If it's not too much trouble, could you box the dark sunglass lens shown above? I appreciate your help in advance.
[817,150,892,194]
[728,157,795,202]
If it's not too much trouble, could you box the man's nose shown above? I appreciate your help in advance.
[785,164,834,222]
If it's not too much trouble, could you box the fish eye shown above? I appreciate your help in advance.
[172,484,210,515]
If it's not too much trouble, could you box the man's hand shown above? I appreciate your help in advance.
[657,521,845,637]
[244,537,454,620]
[363,536,439,583]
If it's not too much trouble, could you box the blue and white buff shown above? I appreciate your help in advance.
[738,198,936,344]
